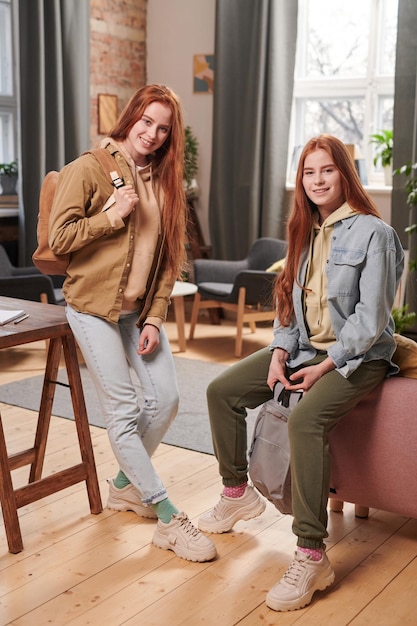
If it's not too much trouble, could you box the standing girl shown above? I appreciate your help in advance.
[49,84,216,563]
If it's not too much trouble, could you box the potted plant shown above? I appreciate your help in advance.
[395,161,417,271]
[393,160,417,333]
[370,130,393,185]
[392,304,417,335]
[0,160,18,195]
[184,126,199,200]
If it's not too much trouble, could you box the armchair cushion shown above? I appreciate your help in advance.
[198,282,234,299]
[266,258,286,273]
[197,270,276,306]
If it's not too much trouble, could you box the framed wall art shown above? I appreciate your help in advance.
[193,54,214,94]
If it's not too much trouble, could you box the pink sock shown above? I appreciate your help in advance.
[298,547,323,562]
[223,482,247,498]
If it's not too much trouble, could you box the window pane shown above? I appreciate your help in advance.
[0,111,14,162]
[0,1,13,95]
[371,96,395,173]
[301,0,371,78]
[379,0,398,75]
[378,96,394,130]
[291,0,398,184]
[298,97,366,152]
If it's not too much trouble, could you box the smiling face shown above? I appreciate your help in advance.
[123,101,172,167]
[302,148,345,219]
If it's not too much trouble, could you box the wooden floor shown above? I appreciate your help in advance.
[0,307,416,625]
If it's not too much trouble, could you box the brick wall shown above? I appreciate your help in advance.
[89,0,147,147]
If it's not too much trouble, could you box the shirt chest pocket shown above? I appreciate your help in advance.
[328,247,366,297]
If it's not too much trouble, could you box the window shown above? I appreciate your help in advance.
[288,0,398,185]
[0,0,16,164]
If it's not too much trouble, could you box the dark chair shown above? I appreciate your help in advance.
[0,244,64,305]
[189,237,288,357]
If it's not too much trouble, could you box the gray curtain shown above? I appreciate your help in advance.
[392,0,417,321]
[209,0,298,259]
[16,0,90,265]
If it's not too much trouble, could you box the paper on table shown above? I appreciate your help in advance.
[0,309,26,325]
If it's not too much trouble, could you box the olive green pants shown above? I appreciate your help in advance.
[206,347,388,549]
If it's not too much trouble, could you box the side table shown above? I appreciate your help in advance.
[0,296,102,553]
[170,281,198,352]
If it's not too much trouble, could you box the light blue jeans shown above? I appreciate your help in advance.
[66,305,179,505]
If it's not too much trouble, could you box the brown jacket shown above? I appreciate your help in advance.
[49,144,175,327]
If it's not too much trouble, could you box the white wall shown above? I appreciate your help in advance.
[147,0,215,243]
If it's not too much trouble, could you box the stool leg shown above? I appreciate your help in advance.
[62,334,102,514]
[329,498,344,512]
[355,505,370,518]
[0,415,24,553]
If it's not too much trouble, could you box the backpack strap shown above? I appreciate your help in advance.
[83,148,125,188]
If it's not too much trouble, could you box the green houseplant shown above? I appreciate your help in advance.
[392,304,417,334]
[395,161,417,271]
[370,130,393,185]
[184,126,199,199]
[0,159,18,195]
[391,160,417,333]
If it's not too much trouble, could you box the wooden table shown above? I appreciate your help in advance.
[0,296,102,553]
[171,281,198,352]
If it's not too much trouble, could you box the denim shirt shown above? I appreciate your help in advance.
[270,213,404,378]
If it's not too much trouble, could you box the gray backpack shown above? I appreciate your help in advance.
[248,383,303,515]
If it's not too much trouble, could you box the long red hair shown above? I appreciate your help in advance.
[274,134,381,326]
[110,84,186,279]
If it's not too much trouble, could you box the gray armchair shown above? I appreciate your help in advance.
[0,244,64,305]
[189,237,288,357]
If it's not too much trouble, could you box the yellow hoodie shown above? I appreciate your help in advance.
[304,202,356,350]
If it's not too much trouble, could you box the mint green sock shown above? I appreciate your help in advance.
[113,470,130,489]
[151,498,179,523]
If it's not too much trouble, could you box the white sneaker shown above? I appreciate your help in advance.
[152,512,217,562]
[266,550,335,612]
[198,484,266,533]
[106,479,157,519]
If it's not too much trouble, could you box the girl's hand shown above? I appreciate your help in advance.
[114,185,139,218]
[286,357,336,392]
[267,348,290,390]
[137,324,160,355]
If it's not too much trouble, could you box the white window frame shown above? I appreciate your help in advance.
[288,0,397,187]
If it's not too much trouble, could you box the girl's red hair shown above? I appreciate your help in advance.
[274,134,381,326]
[110,84,186,279]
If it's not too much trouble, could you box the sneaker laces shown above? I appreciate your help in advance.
[210,494,229,518]
[175,513,201,538]
[282,553,308,586]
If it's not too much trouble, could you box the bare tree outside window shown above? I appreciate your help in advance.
[304,3,370,79]
[290,0,398,184]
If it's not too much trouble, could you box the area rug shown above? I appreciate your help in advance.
[0,357,258,455]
